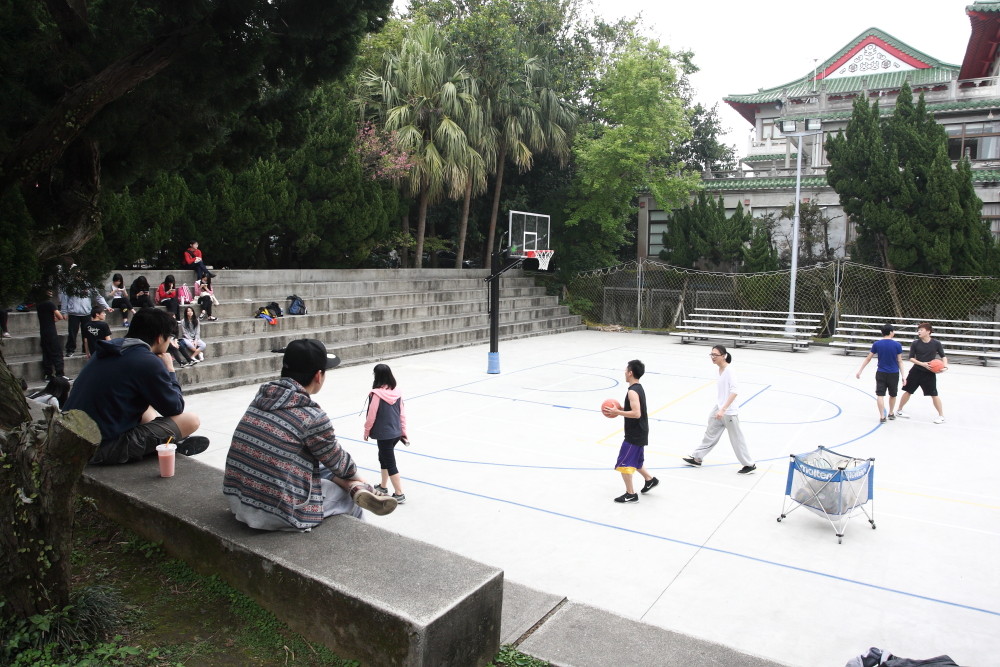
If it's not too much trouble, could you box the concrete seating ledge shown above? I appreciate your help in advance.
[79,456,503,667]
[79,455,784,667]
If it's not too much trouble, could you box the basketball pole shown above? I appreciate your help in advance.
[485,238,523,374]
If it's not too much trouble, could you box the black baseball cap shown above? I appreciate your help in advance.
[280,339,341,376]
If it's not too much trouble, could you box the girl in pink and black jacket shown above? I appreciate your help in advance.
[364,363,408,504]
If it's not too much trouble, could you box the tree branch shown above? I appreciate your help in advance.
[0,23,201,192]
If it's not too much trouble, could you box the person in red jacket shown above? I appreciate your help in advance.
[183,240,215,281]
[156,274,181,320]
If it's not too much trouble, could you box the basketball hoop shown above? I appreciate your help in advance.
[526,249,554,270]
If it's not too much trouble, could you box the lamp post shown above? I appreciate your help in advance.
[780,118,822,332]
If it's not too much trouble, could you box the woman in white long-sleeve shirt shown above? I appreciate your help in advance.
[682,345,757,474]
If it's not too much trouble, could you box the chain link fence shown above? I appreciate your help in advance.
[564,259,1000,334]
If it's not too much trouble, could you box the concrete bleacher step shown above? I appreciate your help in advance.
[5,269,583,388]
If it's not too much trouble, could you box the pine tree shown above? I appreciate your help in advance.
[827,82,998,275]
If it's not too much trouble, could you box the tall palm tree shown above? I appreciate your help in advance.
[357,25,483,268]
[479,52,577,264]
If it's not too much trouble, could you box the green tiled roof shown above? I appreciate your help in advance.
[973,170,1000,183]
[968,2,1000,13]
[726,28,959,105]
[698,170,1000,190]
[700,176,829,191]
[776,98,1000,124]
[742,153,797,162]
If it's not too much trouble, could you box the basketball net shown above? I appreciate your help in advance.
[526,249,554,270]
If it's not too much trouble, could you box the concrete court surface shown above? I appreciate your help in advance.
[188,330,1000,666]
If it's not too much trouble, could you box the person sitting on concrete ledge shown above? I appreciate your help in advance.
[223,339,397,531]
[64,307,209,464]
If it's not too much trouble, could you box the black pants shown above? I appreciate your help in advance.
[198,295,212,317]
[169,344,193,365]
[66,314,88,353]
[377,438,401,476]
[41,331,63,377]
[160,298,180,319]
[111,297,132,321]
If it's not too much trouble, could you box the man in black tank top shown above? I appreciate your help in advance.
[604,359,659,503]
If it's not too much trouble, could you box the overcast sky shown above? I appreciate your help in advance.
[586,0,975,156]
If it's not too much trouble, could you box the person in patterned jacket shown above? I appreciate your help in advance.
[223,339,396,531]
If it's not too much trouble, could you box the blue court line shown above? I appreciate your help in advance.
[355,465,1000,619]
[739,384,771,408]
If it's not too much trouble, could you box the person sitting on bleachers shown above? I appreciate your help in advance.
[108,273,136,327]
[129,276,154,309]
[156,274,180,320]
[28,376,71,409]
[195,276,218,321]
[179,306,207,363]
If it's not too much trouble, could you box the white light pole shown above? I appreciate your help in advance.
[780,118,823,332]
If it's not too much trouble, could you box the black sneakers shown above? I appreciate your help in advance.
[614,492,639,503]
[392,493,406,505]
[641,477,659,494]
[682,457,702,467]
[737,464,757,475]
[176,436,210,456]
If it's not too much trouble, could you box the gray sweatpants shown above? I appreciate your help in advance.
[691,407,755,466]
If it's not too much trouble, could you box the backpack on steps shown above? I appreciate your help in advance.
[286,294,307,315]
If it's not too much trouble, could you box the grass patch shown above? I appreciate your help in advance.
[3,501,546,666]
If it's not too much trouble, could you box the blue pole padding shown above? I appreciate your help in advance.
[487,352,500,374]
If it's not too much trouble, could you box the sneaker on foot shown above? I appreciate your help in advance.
[207,316,217,321]
[392,493,406,504]
[122,319,129,327]
[199,312,206,320]
[737,464,757,475]
[373,484,389,495]
[879,417,887,424]
[895,411,909,419]
[933,416,946,424]
[176,436,210,456]
[887,413,896,420]
[682,457,702,467]
[353,489,397,515]
[2,331,12,338]
[614,492,639,503]
[641,477,659,494]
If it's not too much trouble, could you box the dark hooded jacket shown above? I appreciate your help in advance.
[64,338,184,445]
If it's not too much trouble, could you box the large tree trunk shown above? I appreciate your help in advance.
[22,137,102,263]
[0,349,100,621]
[483,143,508,268]
[455,179,472,269]
[414,186,429,269]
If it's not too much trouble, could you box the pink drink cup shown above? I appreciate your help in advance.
[156,443,177,477]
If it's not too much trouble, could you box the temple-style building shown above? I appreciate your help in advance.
[638,1,1000,261]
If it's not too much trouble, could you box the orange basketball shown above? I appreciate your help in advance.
[928,359,944,373]
[602,398,622,417]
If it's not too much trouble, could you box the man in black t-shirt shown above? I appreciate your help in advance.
[603,359,658,503]
[896,322,948,424]
[83,306,112,358]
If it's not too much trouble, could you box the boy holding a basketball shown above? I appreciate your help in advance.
[855,323,904,423]
[895,323,948,424]
[603,359,658,503]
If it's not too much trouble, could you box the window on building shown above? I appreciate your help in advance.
[648,210,669,257]
[983,202,1000,242]
[945,121,1000,161]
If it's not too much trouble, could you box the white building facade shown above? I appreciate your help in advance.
[638,3,1000,262]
